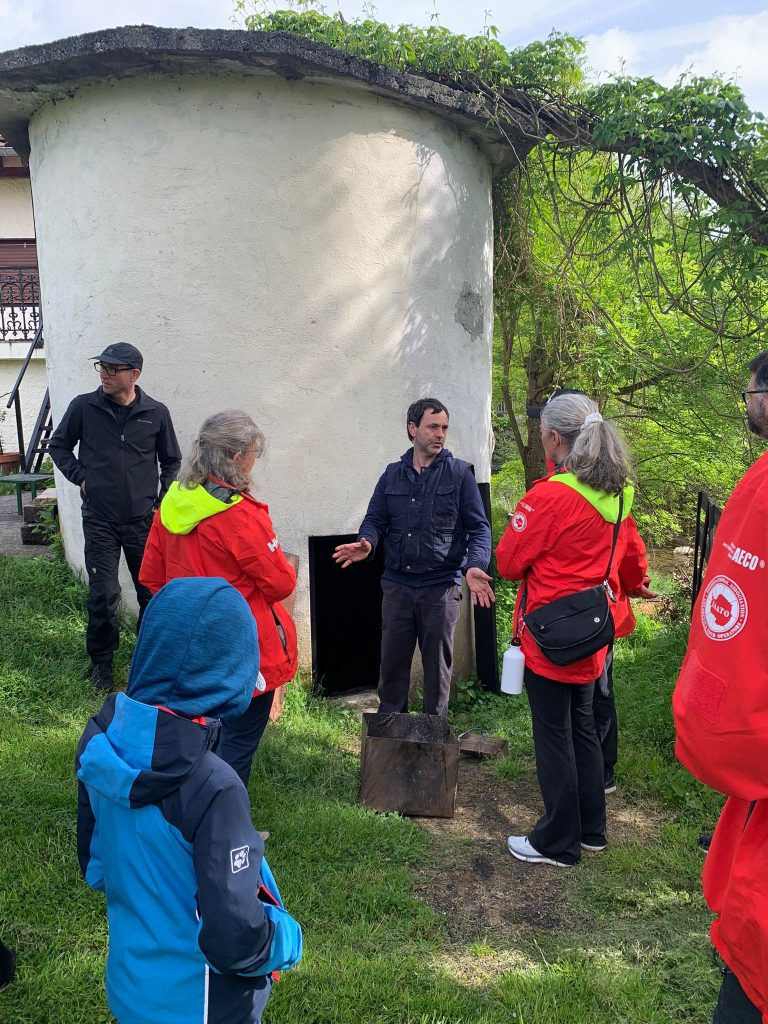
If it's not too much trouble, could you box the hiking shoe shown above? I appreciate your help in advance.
[506,835,571,868]
[604,774,617,795]
[90,662,113,692]
[581,841,607,852]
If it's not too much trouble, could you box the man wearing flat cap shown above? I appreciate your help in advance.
[49,343,181,691]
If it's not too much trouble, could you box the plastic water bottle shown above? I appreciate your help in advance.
[500,641,525,695]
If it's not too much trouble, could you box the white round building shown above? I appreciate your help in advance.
[0,27,531,692]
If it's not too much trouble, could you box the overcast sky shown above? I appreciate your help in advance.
[2,1,768,113]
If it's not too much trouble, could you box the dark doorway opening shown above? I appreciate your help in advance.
[309,534,384,695]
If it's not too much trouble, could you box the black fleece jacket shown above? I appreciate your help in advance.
[49,386,181,522]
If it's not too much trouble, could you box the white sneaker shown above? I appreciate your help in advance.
[581,841,607,852]
[506,835,571,867]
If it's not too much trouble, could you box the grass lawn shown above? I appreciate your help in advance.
[0,555,724,1023]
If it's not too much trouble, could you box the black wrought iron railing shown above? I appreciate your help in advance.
[5,320,51,472]
[692,491,722,608]
[0,266,40,343]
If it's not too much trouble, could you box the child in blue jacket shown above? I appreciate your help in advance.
[76,577,302,1024]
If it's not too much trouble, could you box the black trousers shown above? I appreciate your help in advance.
[217,690,275,788]
[593,643,617,782]
[713,968,762,1023]
[525,667,606,865]
[82,512,154,665]
[377,579,463,717]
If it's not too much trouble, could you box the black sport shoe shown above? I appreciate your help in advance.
[698,832,713,853]
[604,772,617,795]
[90,662,114,692]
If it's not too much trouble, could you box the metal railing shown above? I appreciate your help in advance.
[0,266,41,342]
[692,491,722,608]
[5,320,48,472]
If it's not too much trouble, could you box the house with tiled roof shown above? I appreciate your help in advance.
[0,134,46,459]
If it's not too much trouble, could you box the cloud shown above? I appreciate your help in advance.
[585,11,768,114]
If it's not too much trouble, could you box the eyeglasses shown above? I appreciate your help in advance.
[741,389,768,404]
[94,361,134,376]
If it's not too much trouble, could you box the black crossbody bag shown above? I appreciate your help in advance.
[518,494,623,667]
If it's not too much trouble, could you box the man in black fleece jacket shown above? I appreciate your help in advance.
[49,343,181,691]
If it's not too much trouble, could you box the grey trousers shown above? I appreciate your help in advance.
[377,578,462,717]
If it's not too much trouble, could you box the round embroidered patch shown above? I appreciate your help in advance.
[700,574,748,642]
[511,511,527,533]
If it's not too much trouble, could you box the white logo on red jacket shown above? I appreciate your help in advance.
[511,512,527,532]
[700,574,748,641]
[267,536,280,552]
[723,541,765,571]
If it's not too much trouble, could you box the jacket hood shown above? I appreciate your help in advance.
[160,480,242,536]
[548,472,635,522]
[127,577,259,718]
[76,692,222,808]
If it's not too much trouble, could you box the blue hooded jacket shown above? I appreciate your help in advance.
[76,578,302,1024]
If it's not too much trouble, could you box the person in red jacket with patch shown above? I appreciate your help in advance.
[140,410,297,787]
[496,391,646,867]
[674,350,768,1024]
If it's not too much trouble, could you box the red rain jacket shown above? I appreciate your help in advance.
[674,451,768,1020]
[495,472,646,683]
[140,486,298,693]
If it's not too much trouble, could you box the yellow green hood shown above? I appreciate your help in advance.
[548,472,634,523]
[160,481,242,536]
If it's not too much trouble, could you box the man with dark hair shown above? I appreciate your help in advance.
[49,344,181,691]
[333,398,494,716]
[673,350,768,1023]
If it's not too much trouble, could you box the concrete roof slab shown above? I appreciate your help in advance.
[0,25,535,174]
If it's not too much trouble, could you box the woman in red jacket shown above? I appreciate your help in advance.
[496,392,646,867]
[140,410,298,786]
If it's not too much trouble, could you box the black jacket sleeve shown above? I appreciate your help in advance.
[48,397,86,487]
[156,405,182,500]
[193,782,275,975]
[357,471,388,555]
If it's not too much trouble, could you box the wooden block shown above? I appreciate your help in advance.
[33,488,57,505]
[23,505,49,525]
[20,524,49,546]
[359,712,459,818]
[459,733,509,759]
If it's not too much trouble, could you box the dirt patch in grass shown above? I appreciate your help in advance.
[411,756,666,948]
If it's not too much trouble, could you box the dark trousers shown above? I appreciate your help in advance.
[713,968,762,1023]
[83,513,154,664]
[593,643,617,782]
[217,690,275,788]
[378,579,462,717]
[525,668,606,865]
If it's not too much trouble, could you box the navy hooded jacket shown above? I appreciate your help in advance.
[76,577,302,1024]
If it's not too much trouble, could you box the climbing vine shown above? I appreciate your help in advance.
[235,1,768,535]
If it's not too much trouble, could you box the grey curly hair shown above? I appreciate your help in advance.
[178,410,265,491]
[541,393,632,495]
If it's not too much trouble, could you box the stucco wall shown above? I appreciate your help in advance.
[29,72,494,679]
[0,177,34,238]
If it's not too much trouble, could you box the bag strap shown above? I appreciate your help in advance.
[513,490,624,640]
[602,492,624,584]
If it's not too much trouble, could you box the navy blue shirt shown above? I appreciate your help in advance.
[357,448,491,587]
